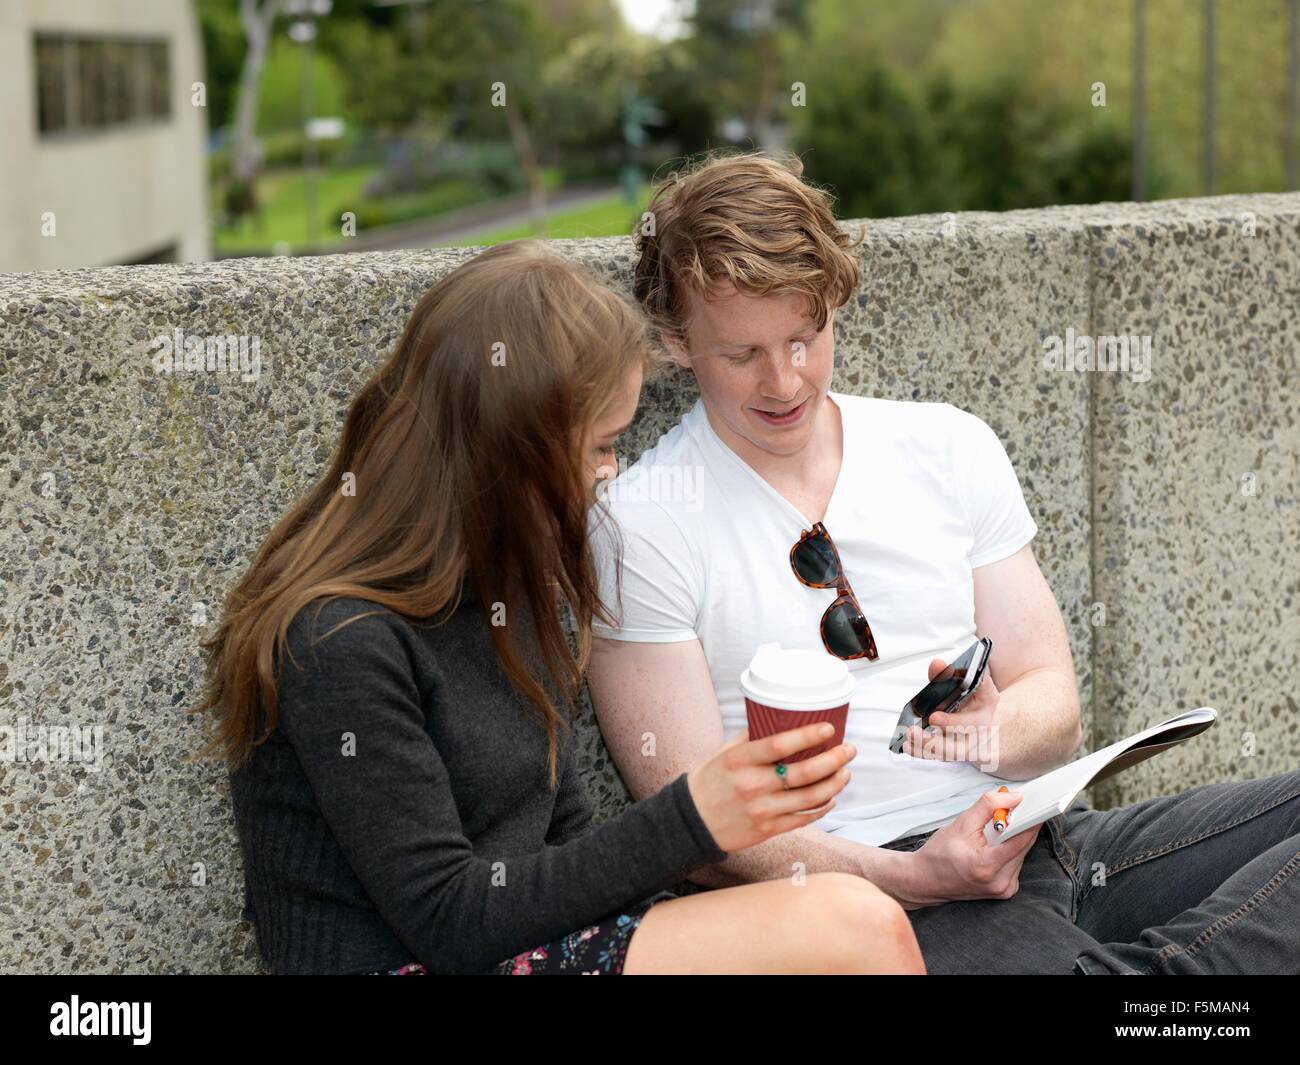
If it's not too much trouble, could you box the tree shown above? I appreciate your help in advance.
[687,0,808,147]
[195,0,246,133]
[232,0,281,185]
[794,52,946,218]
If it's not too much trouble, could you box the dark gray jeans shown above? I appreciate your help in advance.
[880,766,1300,974]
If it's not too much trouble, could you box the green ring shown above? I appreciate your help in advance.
[774,762,787,777]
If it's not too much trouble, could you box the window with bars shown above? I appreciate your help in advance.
[33,34,172,136]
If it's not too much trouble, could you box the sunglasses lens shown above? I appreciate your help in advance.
[792,536,839,586]
[824,600,875,659]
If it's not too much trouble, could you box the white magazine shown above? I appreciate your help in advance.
[984,708,1219,845]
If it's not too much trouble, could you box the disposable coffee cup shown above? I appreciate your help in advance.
[740,642,855,764]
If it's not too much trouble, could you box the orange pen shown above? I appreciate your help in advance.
[992,785,1011,833]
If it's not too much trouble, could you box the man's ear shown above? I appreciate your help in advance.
[661,329,692,371]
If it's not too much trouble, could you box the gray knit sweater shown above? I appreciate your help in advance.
[228,581,726,974]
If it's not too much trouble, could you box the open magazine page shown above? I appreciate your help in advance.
[983,708,1218,845]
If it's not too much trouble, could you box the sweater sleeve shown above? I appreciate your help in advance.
[544,727,596,846]
[273,600,726,974]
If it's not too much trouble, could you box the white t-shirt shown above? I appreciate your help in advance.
[588,391,1038,846]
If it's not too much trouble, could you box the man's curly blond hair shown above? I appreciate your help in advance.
[632,150,865,349]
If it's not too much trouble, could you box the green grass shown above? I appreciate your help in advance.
[347,180,495,231]
[214,164,378,253]
[213,165,637,255]
[449,185,652,247]
[215,164,577,256]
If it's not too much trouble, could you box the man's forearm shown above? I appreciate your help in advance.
[986,667,1082,778]
[686,825,917,905]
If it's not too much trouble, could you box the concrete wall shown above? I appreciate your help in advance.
[0,0,210,272]
[1,192,1297,972]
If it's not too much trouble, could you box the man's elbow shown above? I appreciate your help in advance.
[1068,722,1084,756]
[685,855,750,890]
[1063,689,1084,755]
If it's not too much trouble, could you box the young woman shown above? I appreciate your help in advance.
[192,239,924,975]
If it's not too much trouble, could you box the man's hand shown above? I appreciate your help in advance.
[899,657,1001,767]
[892,789,1041,909]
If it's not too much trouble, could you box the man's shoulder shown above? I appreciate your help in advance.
[837,393,980,439]
[593,410,713,530]
[621,410,705,473]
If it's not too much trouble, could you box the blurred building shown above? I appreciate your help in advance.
[0,0,209,273]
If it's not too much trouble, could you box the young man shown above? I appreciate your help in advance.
[586,151,1300,975]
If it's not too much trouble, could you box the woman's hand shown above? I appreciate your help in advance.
[686,724,855,853]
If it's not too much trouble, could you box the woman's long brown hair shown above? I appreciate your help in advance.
[189,239,659,787]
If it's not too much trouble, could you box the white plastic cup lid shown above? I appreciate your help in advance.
[740,642,856,711]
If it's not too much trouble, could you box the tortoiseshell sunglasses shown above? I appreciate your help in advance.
[789,522,879,661]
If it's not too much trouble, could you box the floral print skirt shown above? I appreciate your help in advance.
[359,890,677,975]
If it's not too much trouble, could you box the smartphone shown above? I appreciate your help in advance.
[888,637,993,754]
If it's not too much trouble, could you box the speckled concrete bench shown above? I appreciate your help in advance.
[2,192,1297,972]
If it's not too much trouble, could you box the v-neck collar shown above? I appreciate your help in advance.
[691,391,850,530]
